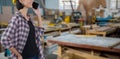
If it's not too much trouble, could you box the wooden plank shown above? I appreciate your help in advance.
[86,26,116,37]
[87,31,106,37]
[65,48,107,59]
[57,45,62,59]
[75,35,97,37]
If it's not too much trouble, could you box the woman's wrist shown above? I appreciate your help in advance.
[17,54,22,59]
[16,53,21,57]
[37,15,41,18]
[10,47,21,57]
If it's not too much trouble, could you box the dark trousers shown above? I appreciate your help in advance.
[23,55,38,59]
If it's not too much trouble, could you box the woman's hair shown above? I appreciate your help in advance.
[16,0,24,10]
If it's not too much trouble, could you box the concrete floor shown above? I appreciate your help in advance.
[0,52,57,59]
[0,52,8,59]
[45,54,57,59]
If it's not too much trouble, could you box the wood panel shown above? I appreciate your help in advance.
[96,0,106,8]
[62,49,107,59]
[77,0,106,24]
[0,6,12,22]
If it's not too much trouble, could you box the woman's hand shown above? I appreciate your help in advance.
[9,47,23,59]
[33,8,43,27]
[33,8,41,17]
[17,55,23,59]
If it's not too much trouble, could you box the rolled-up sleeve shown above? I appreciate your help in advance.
[1,17,17,49]
[35,26,44,37]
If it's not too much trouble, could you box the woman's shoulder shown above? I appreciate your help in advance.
[10,12,22,23]
[12,12,22,19]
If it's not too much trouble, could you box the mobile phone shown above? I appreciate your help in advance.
[32,2,39,9]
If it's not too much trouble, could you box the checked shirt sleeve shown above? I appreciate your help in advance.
[1,16,18,49]
[35,26,44,37]
[35,26,45,59]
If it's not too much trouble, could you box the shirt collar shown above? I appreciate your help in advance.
[15,12,31,23]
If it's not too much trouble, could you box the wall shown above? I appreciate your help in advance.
[106,0,110,9]
[0,6,12,23]
[45,0,59,9]
[0,0,44,15]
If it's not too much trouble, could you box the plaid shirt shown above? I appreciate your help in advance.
[1,12,45,59]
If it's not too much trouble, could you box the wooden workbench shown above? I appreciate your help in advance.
[86,26,116,37]
[48,34,120,59]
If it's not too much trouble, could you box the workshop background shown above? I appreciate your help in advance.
[0,0,120,59]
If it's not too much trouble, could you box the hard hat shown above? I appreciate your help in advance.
[12,0,16,5]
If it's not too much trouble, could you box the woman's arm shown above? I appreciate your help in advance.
[1,16,22,59]
[37,14,43,27]
[33,8,45,59]
[33,8,43,28]
[33,8,44,36]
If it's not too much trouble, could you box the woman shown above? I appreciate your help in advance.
[1,0,45,59]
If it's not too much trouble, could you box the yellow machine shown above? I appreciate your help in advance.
[91,16,96,24]
[64,16,70,24]
[48,11,71,26]
[48,23,55,27]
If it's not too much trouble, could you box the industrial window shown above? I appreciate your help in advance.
[110,0,117,9]
[0,6,2,14]
[59,0,79,10]
[117,0,120,8]
[110,0,120,9]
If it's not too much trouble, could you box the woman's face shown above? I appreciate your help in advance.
[20,0,34,8]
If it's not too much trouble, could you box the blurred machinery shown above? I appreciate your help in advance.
[63,0,82,23]
[96,16,112,26]
[71,11,82,23]
[50,14,63,25]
